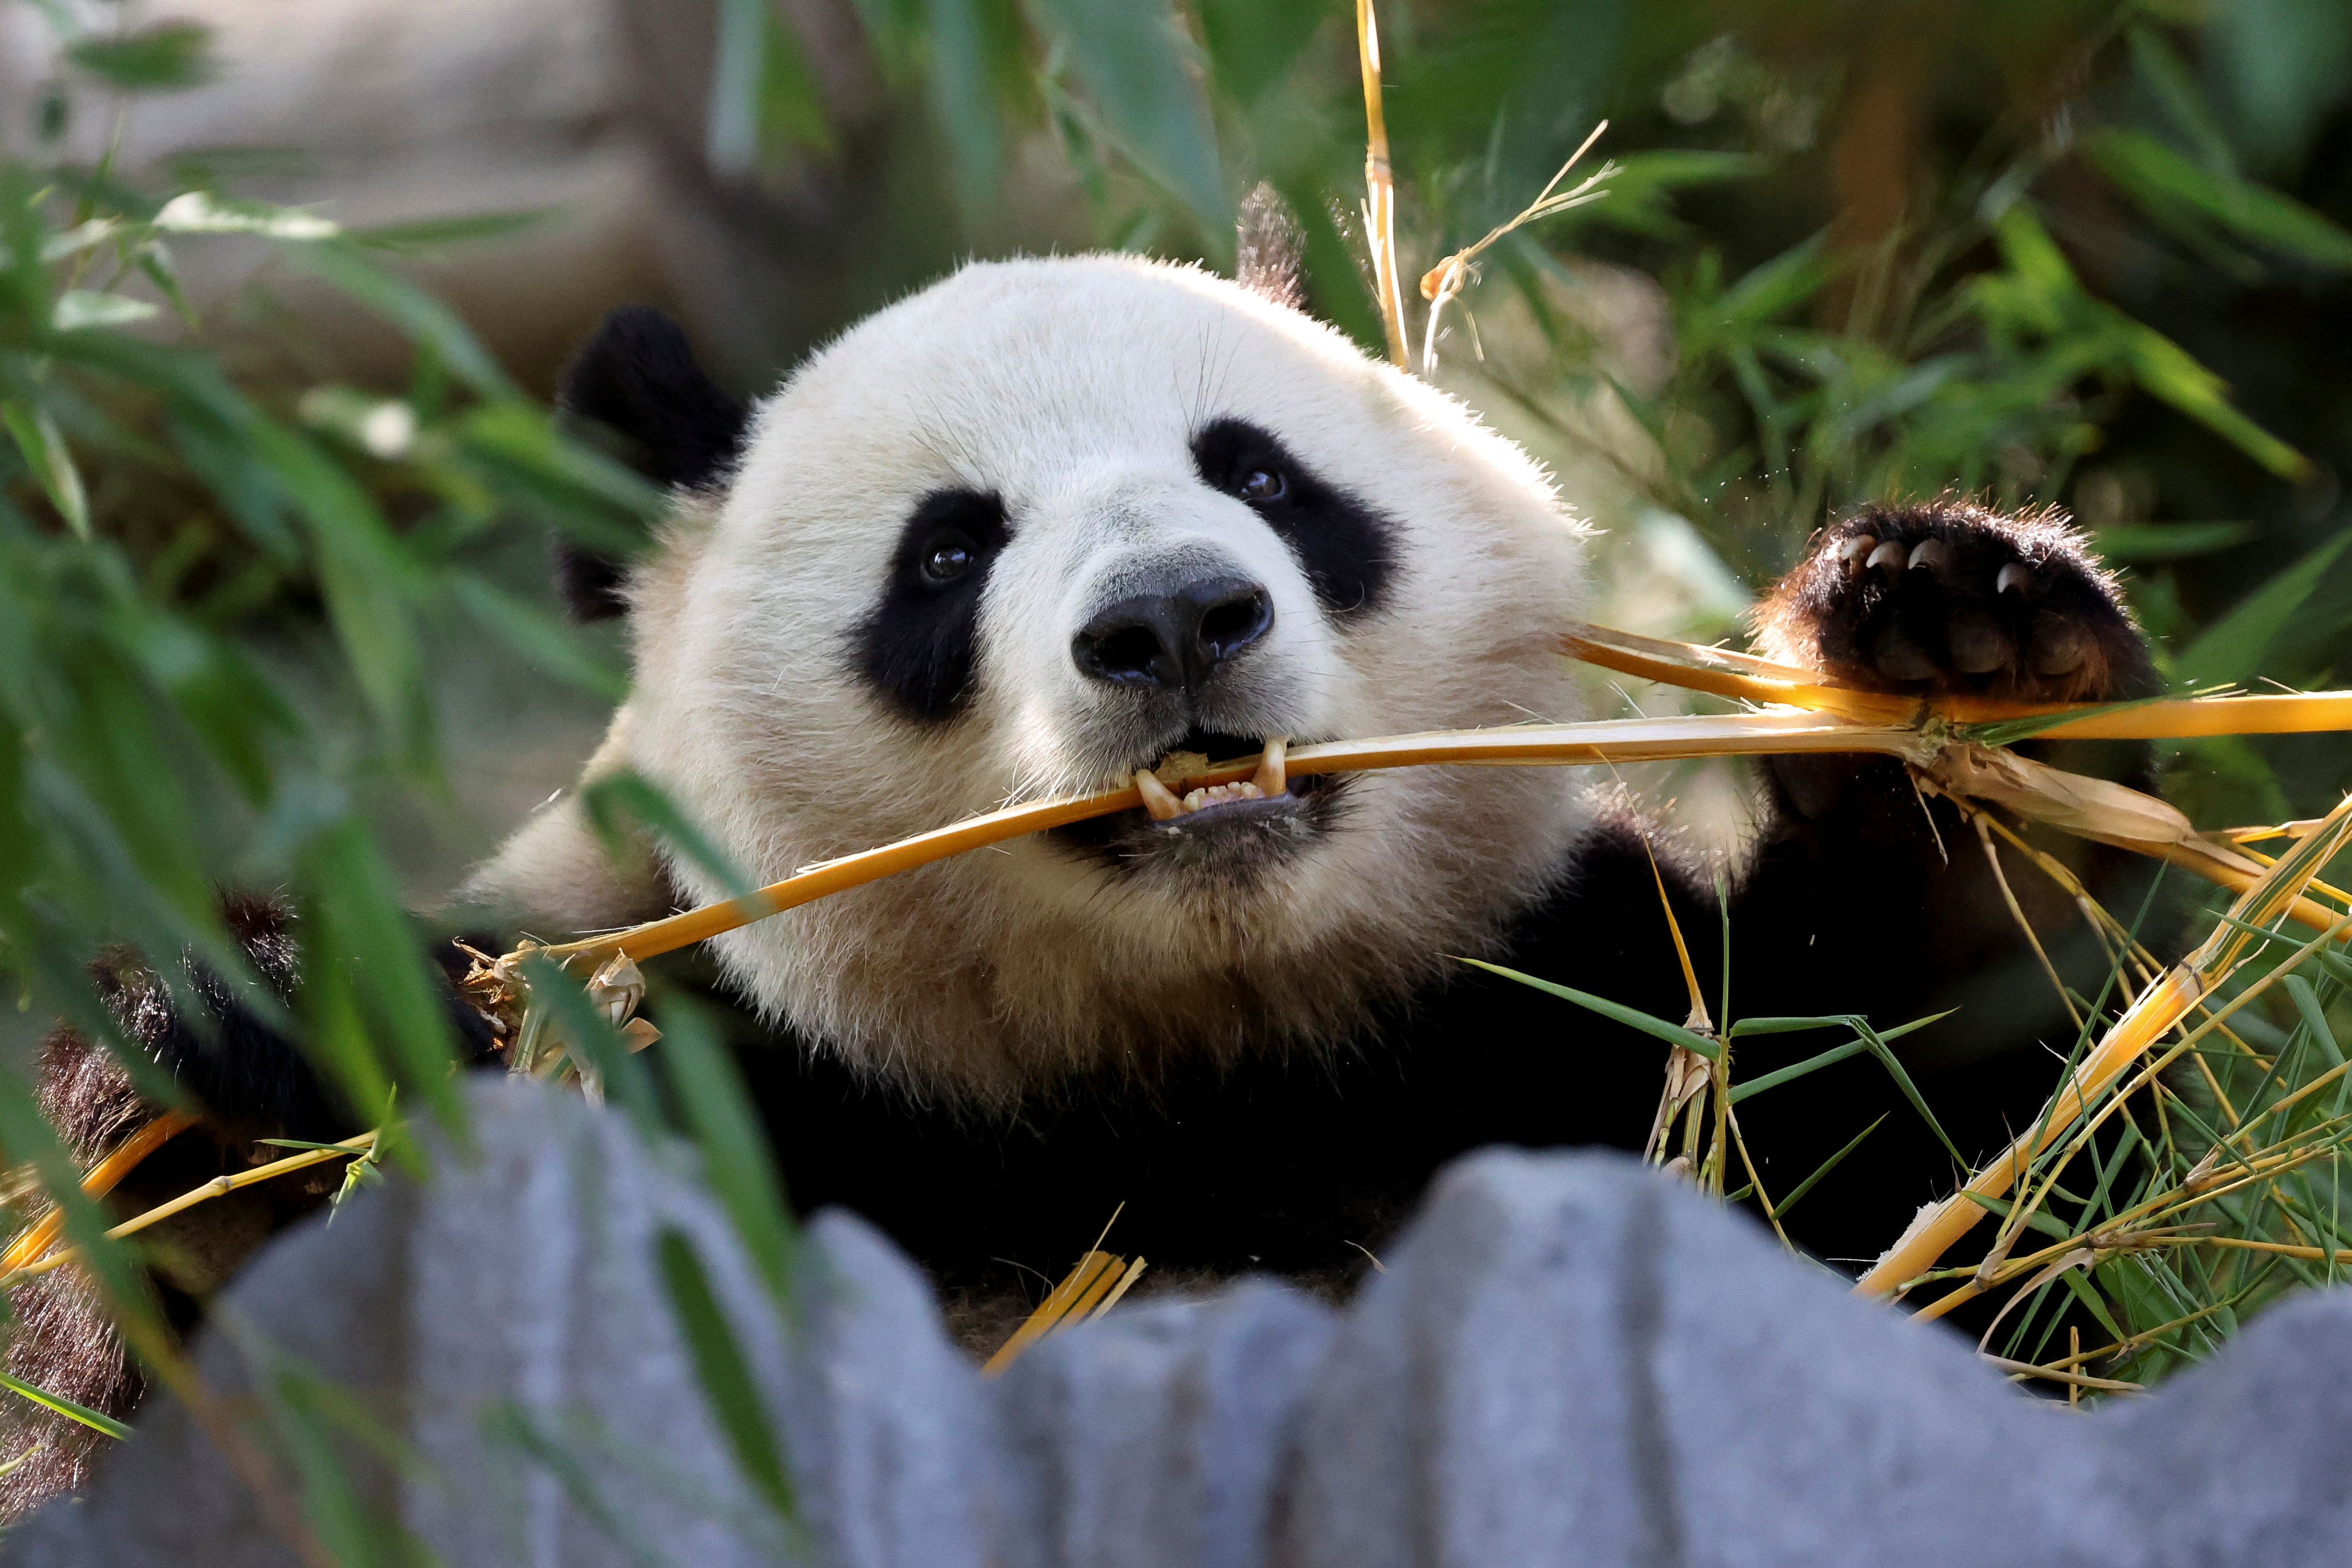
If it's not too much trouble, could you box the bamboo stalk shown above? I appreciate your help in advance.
[980,1249,1123,1376]
[1,1132,375,1286]
[1,1109,199,1272]
[1855,794,2352,1299]
[1563,622,2352,738]
[1355,0,1409,370]
[540,713,1928,967]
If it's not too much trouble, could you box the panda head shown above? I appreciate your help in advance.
[476,255,1596,1104]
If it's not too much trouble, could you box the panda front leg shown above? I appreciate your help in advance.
[1465,502,2162,1269]
[1718,503,2160,1263]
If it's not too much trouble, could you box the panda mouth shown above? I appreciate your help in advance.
[1048,728,1345,870]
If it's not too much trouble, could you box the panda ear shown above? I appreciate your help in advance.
[553,306,749,622]
[1236,183,1306,312]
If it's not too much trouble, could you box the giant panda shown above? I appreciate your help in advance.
[2,225,2157,1510]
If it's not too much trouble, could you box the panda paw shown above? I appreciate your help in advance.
[1754,501,2155,704]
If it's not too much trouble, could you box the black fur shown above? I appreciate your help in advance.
[1191,419,1397,618]
[553,306,751,622]
[853,489,1014,722]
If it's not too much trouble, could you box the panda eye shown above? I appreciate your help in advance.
[919,536,976,585]
[1238,467,1287,504]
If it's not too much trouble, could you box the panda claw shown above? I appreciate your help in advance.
[1997,563,2032,596]
[1907,539,1951,578]
[1837,535,1878,571]
[1866,541,1908,576]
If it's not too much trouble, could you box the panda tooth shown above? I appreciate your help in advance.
[1136,768,1184,821]
[1252,737,1288,796]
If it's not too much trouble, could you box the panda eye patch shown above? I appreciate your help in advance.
[1191,417,1395,618]
[855,488,1011,722]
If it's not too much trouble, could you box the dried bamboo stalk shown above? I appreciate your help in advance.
[0,1131,375,1286]
[1564,622,2352,738]
[1854,793,2352,1299]
[1,1109,199,1271]
[539,712,1927,967]
[980,1249,1127,1376]
[1355,0,1409,370]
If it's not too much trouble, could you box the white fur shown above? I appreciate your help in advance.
[469,255,1598,1104]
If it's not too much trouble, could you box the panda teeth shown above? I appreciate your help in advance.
[1132,737,1289,822]
[1252,736,1288,797]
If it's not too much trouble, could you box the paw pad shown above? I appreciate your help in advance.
[1754,501,2154,702]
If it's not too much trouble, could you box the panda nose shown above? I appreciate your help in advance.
[1072,575,1274,694]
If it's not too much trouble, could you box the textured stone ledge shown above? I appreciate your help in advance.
[12,1076,2351,1567]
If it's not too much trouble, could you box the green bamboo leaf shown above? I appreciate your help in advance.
[1029,0,1225,236]
[2285,975,2345,1068]
[1196,0,1327,106]
[51,290,158,332]
[1728,1012,1952,1103]
[922,0,1005,210]
[66,22,213,90]
[2178,531,2351,685]
[0,400,89,537]
[581,770,757,902]
[2091,130,2352,270]
[661,1000,797,1307]
[1456,957,1717,1058]
[0,1370,132,1441]
[2090,521,2252,561]
[297,817,465,1138]
[448,575,626,699]
[1769,1115,1885,1221]
[655,1228,796,1519]
[1959,1190,2075,1240]
[276,242,512,398]
[2115,316,2309,481]
[2125,27,2237,175]
[152,191,337,241]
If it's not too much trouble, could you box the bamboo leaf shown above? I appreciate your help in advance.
[655,1228,796,1519]
[0,400,89,537]
[0,1370,132,1440]
[1028,0,1226,237]
[1456,957,1718,1058]
[2179,532,2352,685]
[66,23,213,90]
[661,1000,798,1308]
[2091,128,2352,270]
[1770,1116,1886,1221]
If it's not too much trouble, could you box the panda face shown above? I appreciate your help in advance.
[508,256,1597,1101]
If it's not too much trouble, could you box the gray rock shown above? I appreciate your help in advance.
[5,1074,993,1568]
[20,1101,2352,1568]
[994,1281,1333,1568]
[2094,1288,2352,1567]
[1278,1148,2124,1568]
